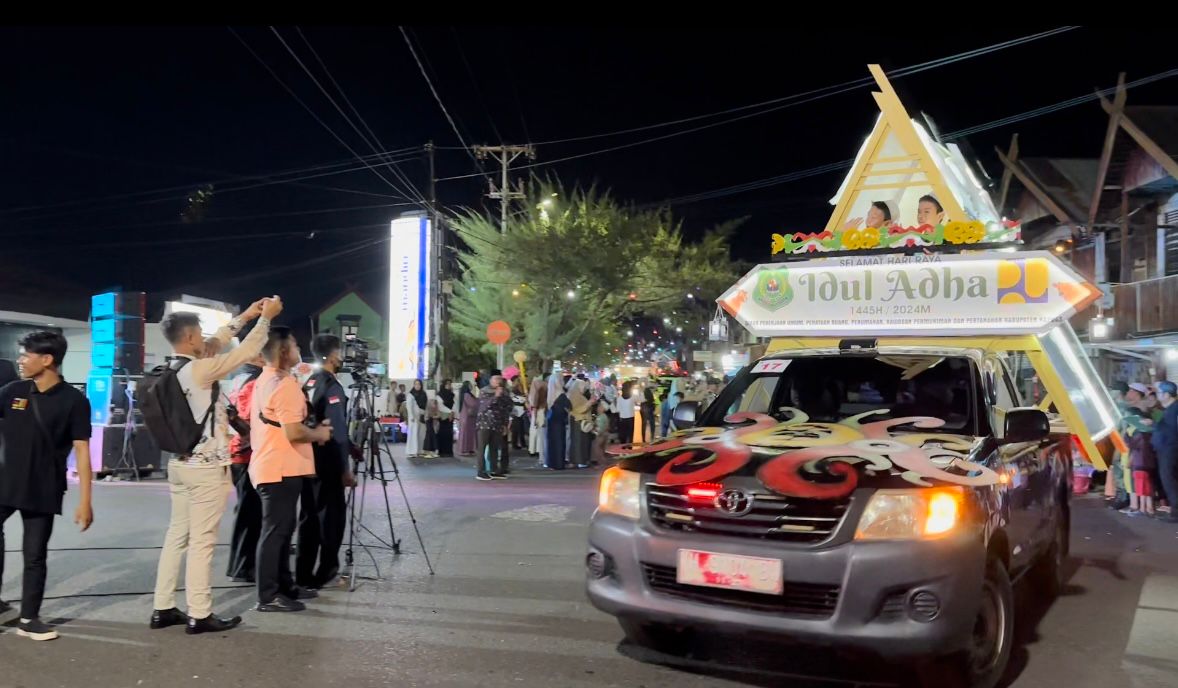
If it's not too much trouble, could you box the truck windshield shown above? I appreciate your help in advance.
[700,355,981,435]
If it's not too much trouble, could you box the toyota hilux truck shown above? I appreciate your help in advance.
[587,255,1122,688]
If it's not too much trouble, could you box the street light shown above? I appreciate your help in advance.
[567,290,576,299]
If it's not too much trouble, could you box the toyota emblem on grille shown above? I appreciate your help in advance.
[714,488,754,516]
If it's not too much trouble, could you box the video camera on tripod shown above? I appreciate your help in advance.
[342,333,387,382]
[343,333,370,370]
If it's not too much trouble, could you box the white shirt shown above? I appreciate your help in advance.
[617,397,636,419]
[173,316,270,466]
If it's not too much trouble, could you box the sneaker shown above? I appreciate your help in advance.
[16,618,58,641]
[1118,507,1138,515]
[491,473,508,480]
[1125,510,1144,518]
[476,473,493,481]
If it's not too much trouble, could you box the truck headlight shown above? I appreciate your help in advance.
[598,466,641,519]
[854,488,964,540]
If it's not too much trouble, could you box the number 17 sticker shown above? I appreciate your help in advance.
[751,359,790,374]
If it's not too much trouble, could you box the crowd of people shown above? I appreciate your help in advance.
[1105,380,1178,523]
[0,295,369,642]
[0,304,729,641]
[409,371,718,481]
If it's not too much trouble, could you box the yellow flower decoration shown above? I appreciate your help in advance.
[841,228,865,250]
[944,220,985,244]
[841,228,882,250]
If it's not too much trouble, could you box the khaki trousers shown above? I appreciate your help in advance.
[153,461,231,618]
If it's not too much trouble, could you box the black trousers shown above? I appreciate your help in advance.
[511,415,528,449]
[618,417,635,446]
[477,429,508,475]
[227,463,261,581]
[256,477,302,603]
[1158,451,1178,512]
[641,406,656,443]
[0,505,55,620]
[296,472,346,587]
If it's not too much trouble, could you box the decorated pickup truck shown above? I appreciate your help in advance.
[586,65,1122,688]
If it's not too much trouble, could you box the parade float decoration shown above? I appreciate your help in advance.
[770,65,1022,257]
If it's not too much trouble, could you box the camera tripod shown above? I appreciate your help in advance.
[111,368,140,482]
[343,376,434,590]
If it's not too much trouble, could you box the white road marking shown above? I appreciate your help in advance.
[488,504,574,523]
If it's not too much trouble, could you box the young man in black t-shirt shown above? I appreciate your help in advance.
[0,331,94,641]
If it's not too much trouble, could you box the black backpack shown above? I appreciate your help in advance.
[139,358,218,455]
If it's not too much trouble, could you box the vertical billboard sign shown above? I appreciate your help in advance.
[388,214,431,380]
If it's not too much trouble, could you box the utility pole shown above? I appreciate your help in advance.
[425,141,448,382]
[473,144,535,231]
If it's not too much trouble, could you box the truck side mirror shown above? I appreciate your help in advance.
[673,401,699,429]
[1003,408,1050,444]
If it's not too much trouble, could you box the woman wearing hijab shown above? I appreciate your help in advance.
[591,399,611,466]
[567,378,593,469]
[436,379,455,458]
[423,395,439,458]
[457,381,479,456]
[545,374,570,470]
[528,375,548,460]
[405,379,428,458]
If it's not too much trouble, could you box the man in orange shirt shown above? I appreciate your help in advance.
[250,327,329,612]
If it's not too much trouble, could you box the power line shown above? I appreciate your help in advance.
[67,222,387,249]
[646,65,1178,209]
[398,25,488,181]
[170,234,389,292]
[5,151,424,223]
[0,146,421,218]
[450,27,503,142]
[6,204,411,240]
[294,27,429,206]
[267,26,427,204]
[436,28,1079,182]
[944,67,1178,140]
[526,28,1077,145]
[229,27,421,205]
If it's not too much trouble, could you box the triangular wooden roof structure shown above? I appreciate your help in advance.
[824,65,1000,233]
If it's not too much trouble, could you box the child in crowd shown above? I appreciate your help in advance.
[1122,407,1157,517]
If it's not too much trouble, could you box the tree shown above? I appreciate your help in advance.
[447,178,742,373]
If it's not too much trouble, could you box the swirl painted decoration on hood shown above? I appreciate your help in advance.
[607,409,999,500]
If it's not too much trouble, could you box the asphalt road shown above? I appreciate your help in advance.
[2,449,1176,688]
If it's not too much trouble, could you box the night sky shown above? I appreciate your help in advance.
[2,26,1175,326]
